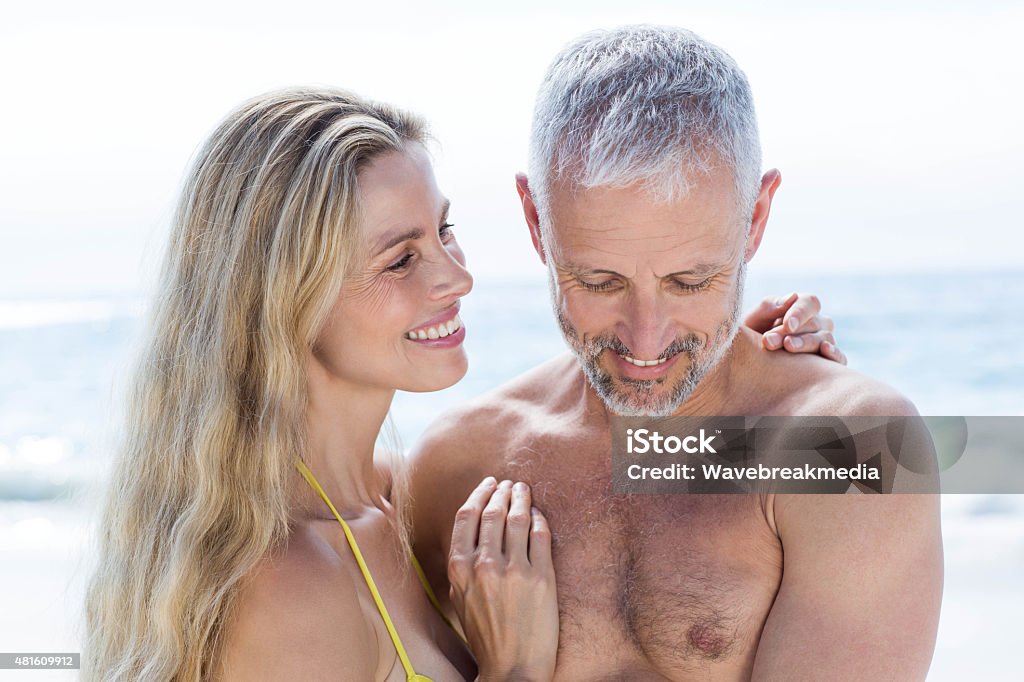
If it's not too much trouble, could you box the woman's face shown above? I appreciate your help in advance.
[313,143,474,394]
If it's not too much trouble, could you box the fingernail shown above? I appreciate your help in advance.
[787,317,799,332]
[764,332,780,348]
[482,476,496,486]
[531,506,539,515]
[500,479,513,489]
[774,296,784,307]
[514,481,527,492]
[822,341,833,354]
[789,336,804,349]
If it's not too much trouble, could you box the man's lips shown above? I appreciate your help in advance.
[608,349,682,379]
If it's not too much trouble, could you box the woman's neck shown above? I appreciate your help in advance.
[297,358,395,521]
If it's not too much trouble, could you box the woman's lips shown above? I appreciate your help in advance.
[405,304,465,347]
[406,311,462,341]
[406,323,466,348]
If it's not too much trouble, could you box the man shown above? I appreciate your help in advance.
[410,25,942,680]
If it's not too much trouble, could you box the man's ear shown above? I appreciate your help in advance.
[515,173,547,265]
[744,169,781,262]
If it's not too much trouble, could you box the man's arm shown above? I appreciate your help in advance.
[753,493,942,680]
[751,396,943,680]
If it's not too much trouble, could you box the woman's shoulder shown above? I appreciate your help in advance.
[218,524,380,680]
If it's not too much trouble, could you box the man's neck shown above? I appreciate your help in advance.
[669,327,759,417]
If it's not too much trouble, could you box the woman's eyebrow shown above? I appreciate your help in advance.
[373,228,425,256]
[373,200,451,257]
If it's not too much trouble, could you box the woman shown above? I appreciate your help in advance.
[83,87,841,681]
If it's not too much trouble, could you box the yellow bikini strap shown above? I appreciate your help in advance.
[295,459,423,681]
[410,552,468,646]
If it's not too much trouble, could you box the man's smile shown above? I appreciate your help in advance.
[609,348,684,380]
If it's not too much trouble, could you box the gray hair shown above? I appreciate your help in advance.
[527,25,762,235]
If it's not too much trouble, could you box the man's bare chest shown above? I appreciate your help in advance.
[506,452,784,679]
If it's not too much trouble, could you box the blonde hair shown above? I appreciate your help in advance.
[83,87,426,681]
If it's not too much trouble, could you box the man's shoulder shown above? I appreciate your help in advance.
[478,351,584,410]
[406,353,587,524]
[799,361,919,417]
[755,342,918,417]
[410,353,581,467]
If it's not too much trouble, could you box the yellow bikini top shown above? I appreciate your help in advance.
[295,459,463,682]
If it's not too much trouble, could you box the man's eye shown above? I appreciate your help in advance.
[386,252,414,271]
[579,279,617,292]
[439,223,455,241]
[672,277,712,292]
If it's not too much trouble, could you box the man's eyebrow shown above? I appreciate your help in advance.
[561,262,622,277]
[562,263,723,277]
[665,263,722,278]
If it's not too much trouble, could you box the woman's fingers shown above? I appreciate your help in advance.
[782,328,834,352]
[528,506,553,568]
[478,479,514,559]
[448,485,559,682]
[757,293,846,365]
[779,292,822,336]
[450,476,497,559]
[743,292,798,333]
[764,324,847,364]
[765,313,828,348]
[785,312,833,337]
[820,339,848,365]
[505,482,532,563]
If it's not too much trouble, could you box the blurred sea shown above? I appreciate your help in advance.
[1,269,1023,679]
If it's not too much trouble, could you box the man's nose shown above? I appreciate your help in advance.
[617,291,674,359]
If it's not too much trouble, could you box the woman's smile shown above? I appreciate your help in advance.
[406,302,465,343]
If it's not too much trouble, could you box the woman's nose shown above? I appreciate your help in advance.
[429,243,474,301]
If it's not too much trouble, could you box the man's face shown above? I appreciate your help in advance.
[541,164,750,416]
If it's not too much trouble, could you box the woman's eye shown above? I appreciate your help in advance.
[386,252,414,271]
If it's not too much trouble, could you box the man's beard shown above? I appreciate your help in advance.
[551,260,746,417]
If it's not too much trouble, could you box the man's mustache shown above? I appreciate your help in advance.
[581,333,704,360]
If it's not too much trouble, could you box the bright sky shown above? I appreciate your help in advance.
[2,0,1021,297]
